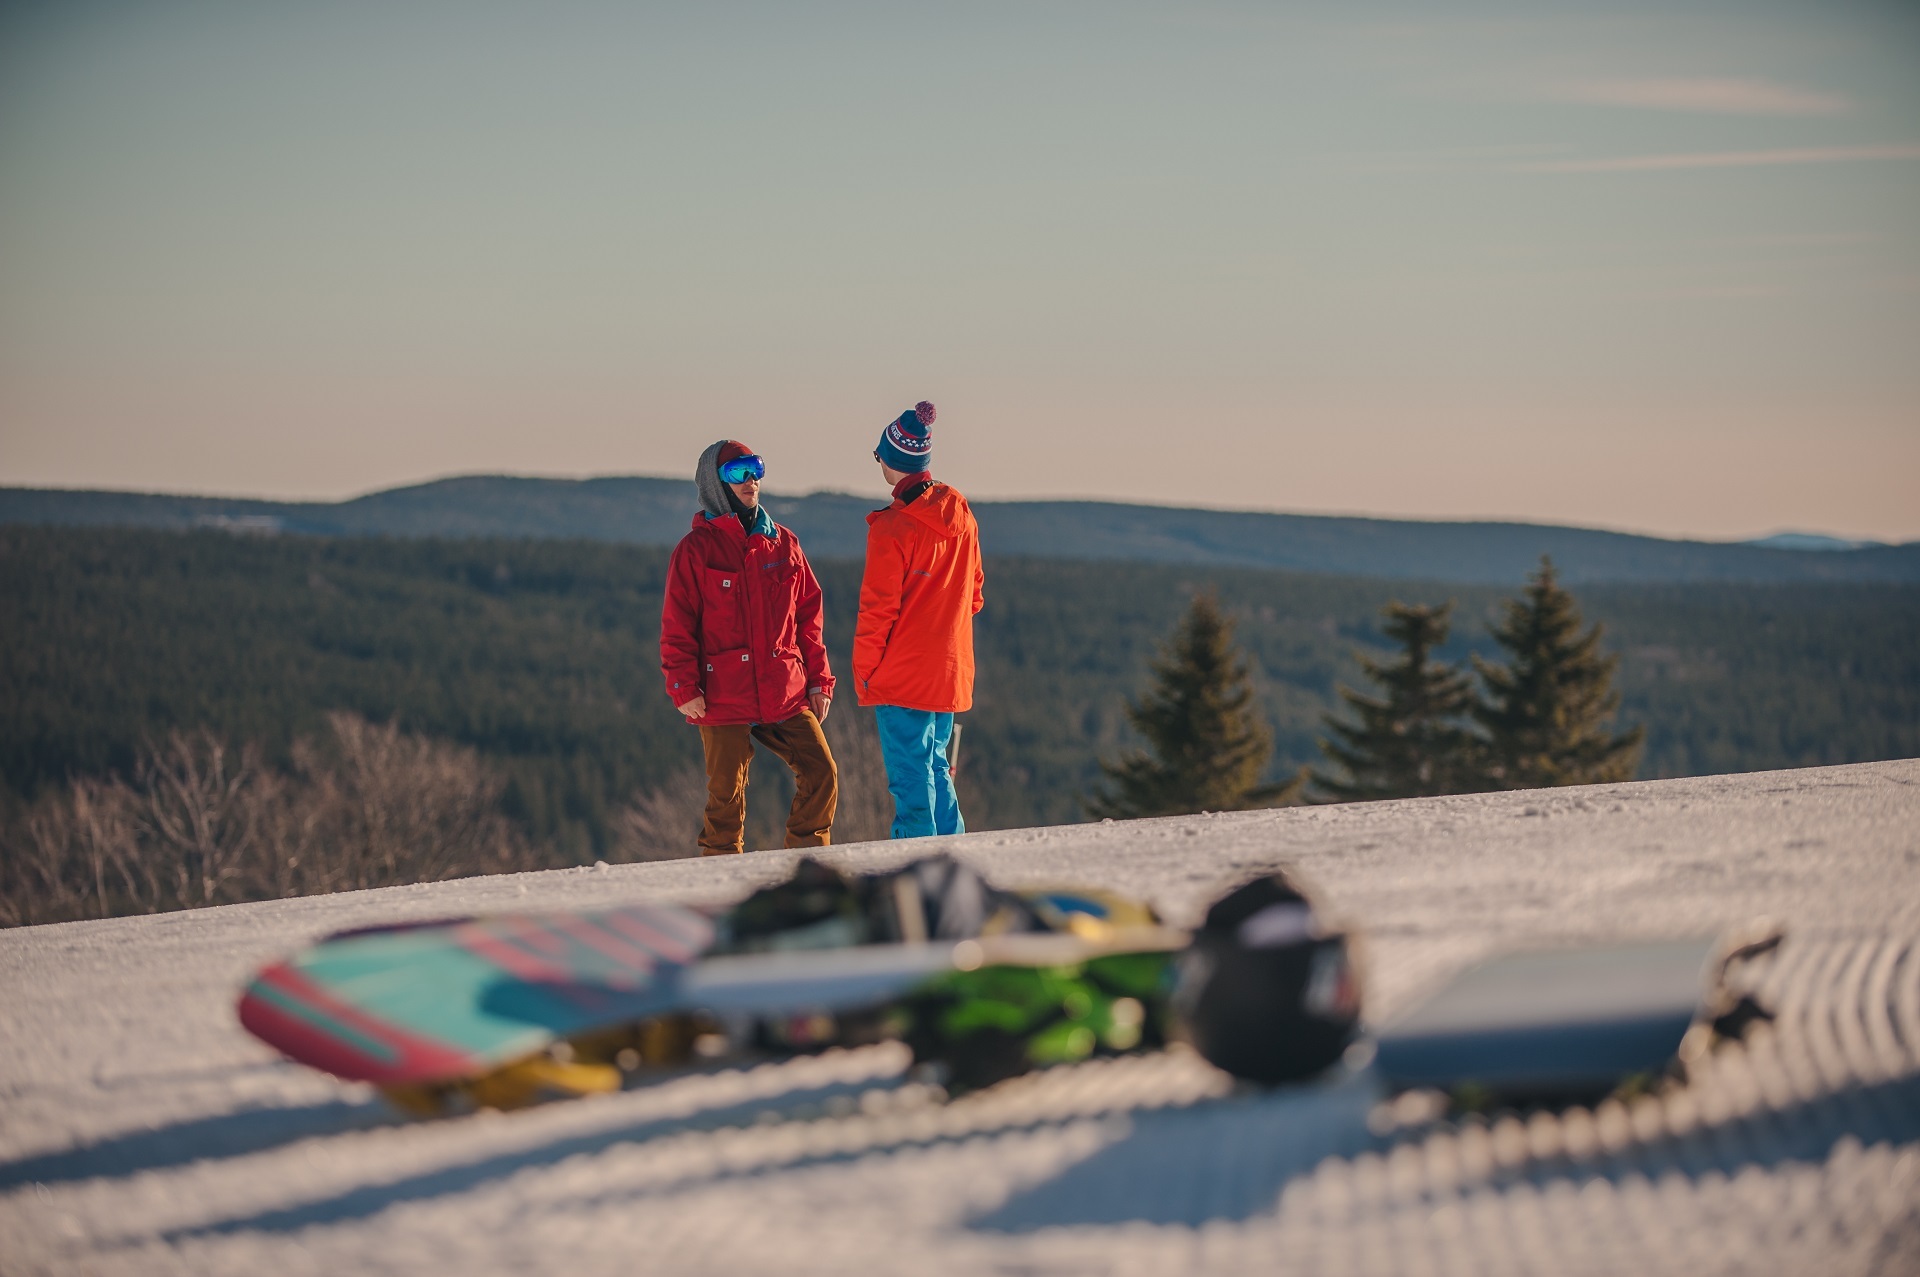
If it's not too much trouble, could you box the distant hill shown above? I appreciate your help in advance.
[1744,532,1884,553]
[5,475,1916,585]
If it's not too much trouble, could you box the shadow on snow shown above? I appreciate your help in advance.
[138,1056,1920,1241]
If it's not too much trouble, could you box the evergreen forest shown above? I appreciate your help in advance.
[3,525,1916,865]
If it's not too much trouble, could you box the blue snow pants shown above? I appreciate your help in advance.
[873,706,964,840]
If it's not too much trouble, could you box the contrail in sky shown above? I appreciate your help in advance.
[1523,144,1920,173]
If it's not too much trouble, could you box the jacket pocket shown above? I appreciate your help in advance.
[701,567,744,650]
[771,645,809,708]
[702,647,756,718]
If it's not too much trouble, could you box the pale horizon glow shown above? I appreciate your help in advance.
[2,0,1917,543]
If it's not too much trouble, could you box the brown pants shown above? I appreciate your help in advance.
[697,710,838,855]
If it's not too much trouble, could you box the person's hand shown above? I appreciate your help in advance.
[808,692,831,724]
[677,695,707,719]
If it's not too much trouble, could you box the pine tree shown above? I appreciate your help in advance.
[1469,557,1644,789]
[1312,601,1478,802]
[1087,591,1298,819]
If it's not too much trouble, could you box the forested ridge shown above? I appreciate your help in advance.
[8,477,1918,585]
[3,526,1915,859]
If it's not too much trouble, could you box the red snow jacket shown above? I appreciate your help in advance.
[661,510,834,726]
[854,480,984,713]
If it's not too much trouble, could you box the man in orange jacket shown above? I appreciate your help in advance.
[854,400,984,838]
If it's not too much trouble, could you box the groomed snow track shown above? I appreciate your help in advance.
[3,760,1917,1275]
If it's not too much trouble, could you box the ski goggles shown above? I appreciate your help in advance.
[717,454,765,484]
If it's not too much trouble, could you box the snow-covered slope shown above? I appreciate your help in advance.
[4,761,1917,1276]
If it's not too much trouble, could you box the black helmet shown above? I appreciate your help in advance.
[1174,870,1361,1085]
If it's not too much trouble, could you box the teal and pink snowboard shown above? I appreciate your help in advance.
[237,905,715,1088]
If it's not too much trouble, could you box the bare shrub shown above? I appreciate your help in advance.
[72,777,153,914]
[0,798,77,926]
[0,714,528,926]
[1,799,77,927]
[0,750,250,925]
[824,707,894,846]
[611,762,708,862]
[304,711,525,892]
[133,729,267,909]
[242,765,323,901]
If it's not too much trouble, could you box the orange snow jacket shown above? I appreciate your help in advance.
[853,478,984,713]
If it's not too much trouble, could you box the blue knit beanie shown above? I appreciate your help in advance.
[876,401,935,473]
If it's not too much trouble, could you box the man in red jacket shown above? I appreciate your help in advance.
[855,401,984,839]
[661,441,837,855]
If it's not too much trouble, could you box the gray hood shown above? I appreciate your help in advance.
[694,440,733,519]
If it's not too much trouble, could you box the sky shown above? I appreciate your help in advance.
[1,0,1915,542]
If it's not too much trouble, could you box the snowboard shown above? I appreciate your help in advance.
[237,904,719,1108]
[1373,929,1780,1106]
[237,876,1188,1113]
[238,856,1771,1116]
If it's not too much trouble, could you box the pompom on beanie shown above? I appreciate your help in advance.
[876,401,936,474]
